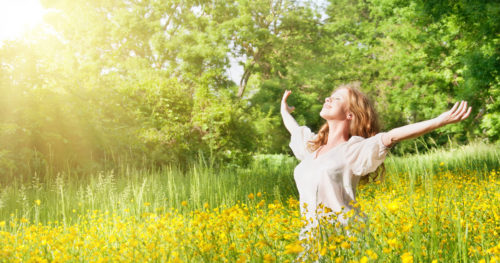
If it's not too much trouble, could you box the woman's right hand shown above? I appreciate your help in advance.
[281,90,295,113]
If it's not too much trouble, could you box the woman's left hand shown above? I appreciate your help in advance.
[435,101,472,127]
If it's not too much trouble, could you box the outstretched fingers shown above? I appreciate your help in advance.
[449,101,472,123]
[450,101,459,114]
[461,105,472,120]
[454,101,466,116]
[458,101,469,116]
[439,101,472,126]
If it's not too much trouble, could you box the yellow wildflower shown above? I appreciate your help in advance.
[401,252,413,263]
[341,241,351,249]
[366,249,378,260]
[263,254,274,263]
[284,241,304,254]
[387,201,399,213]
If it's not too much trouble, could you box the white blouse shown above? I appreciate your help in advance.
[289,125,390,227]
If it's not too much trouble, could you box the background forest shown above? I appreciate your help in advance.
[0,0,498,178]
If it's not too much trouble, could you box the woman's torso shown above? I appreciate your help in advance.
[293,141,361,226]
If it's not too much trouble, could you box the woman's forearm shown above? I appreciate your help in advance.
[382,101,471,147]
[281,107,300,135]
[382,118,442,148]
[280,90,300,134]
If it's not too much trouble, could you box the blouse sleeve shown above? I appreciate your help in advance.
[346,132,390,176]
[289,125,316,161]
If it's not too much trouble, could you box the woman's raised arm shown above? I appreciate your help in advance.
[280,90,300,135]
[382,101,472,148]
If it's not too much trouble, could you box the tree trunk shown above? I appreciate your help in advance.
[237,67,252,98]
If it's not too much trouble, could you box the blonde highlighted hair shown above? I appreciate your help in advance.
[309,82,385,183]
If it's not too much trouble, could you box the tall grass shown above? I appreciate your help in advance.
[0,141,497,225]
[0,151,298,225]
[385,141,499,179]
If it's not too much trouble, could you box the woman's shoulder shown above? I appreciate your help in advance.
[346,135,366,144]
[344,133,385,148]
[344,133,389,155]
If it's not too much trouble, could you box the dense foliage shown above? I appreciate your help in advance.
[0,0,498,176]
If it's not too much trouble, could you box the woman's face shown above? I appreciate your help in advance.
[320,88,350,120]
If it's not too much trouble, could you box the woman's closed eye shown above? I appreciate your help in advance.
[325,96,341,103]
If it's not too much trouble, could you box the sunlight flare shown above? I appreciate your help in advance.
[0,0,45,41]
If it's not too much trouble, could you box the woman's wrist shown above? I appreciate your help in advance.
[280,104,288,114]
[432,116,445,129]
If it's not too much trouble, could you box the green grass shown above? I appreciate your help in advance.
[0,141,497,226]
[385,141,499,178]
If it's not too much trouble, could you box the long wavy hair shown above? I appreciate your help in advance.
[308,82,385,183]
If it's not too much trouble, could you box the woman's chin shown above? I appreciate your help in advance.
[320,111,340,121]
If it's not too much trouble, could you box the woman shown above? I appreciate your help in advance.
[280,83,471,259]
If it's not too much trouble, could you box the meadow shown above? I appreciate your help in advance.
[0,141,498,262]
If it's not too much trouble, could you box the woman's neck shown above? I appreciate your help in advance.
[325,119,350,146]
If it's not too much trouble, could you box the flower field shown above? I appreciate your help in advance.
[0,143,498,262]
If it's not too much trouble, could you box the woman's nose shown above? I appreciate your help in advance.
[325,97,331,103]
